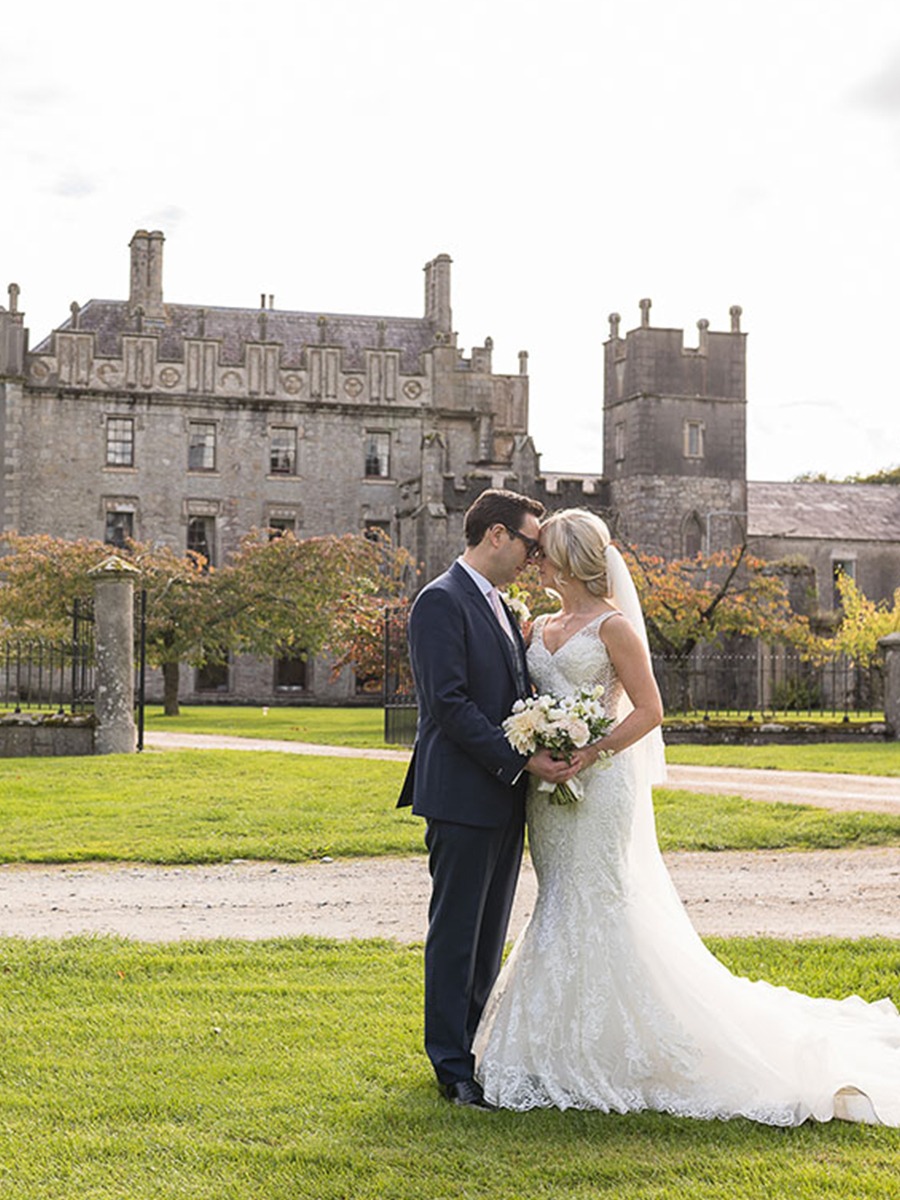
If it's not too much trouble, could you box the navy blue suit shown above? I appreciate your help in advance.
[398,560,530,1084]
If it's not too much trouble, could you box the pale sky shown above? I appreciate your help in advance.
[2,0,899,481]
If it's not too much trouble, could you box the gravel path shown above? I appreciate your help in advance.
[0,847,899,942]
[0,732,896,942]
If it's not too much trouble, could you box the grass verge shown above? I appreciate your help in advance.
[1,752,899,863]
[144,706,900,777]
[0,936,898,1200]
[144,704,391,747]
[664,743,900,776]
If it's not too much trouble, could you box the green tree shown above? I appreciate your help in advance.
[213,528,413,699]
[0,530,413,716]
[792,464,900,485]
[0,533,217,716]
[844,464,900,485]
[826,573,900,666]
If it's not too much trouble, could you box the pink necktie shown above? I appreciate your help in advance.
[488,587,515,642]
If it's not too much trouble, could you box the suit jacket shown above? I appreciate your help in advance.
[397,560,530,828]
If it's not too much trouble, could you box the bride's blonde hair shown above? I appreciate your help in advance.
[540,508,611,597]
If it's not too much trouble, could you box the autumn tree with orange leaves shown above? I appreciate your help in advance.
[0,530,413,715]
[620,543,813,710]
[625,544,811,660]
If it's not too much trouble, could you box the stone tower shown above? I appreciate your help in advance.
[0,282,28,533]
[603,299,747,558]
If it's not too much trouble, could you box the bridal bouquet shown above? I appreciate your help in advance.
[503,685,614,805]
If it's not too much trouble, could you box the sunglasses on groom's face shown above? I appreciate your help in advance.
[503,524,542,561]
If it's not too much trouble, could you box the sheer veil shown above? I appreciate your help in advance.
[605,543,666,785]
[604,540,714,975]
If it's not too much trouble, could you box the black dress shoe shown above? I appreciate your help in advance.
[438,1079,497,1111]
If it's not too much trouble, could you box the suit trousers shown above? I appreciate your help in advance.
[423,811,524,1084]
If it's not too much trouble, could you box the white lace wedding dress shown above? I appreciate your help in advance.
[473,612,900,1125]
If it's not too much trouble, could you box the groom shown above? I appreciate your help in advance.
[398,488,577,1109]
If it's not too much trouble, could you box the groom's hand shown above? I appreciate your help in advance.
[525,748,580,784]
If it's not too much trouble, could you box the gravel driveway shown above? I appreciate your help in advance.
[0,732,896,943]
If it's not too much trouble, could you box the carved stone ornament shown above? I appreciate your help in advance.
[221,371,242,392]
[343,376,363,398]
[159,367,181,389]
[97,363,121,385]
[283,374,304,395]
[29,360,50,381]
[403,379,423,400]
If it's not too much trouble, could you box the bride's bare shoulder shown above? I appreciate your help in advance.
[596,606,631,641]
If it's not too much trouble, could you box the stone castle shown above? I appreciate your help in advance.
[1,231,897,701]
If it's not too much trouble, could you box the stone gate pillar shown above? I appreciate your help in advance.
[879,632,900,741]
[90,555,139,754]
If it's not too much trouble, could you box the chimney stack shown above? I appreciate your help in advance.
[129,230,165,318]
[424,253,452,333]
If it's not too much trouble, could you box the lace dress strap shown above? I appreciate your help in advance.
[595,609,625,632]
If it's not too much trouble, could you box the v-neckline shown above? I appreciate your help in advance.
[539,611,606,657]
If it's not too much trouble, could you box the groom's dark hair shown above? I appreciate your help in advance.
[464,488,545,547]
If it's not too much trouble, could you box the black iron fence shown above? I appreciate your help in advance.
[0,637,94,713]
[0,599,96,714]
[651,645,884,720]
[382,609,884,743]
[383,604,417,745]
[1,592,148,744]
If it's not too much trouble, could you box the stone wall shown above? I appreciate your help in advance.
[750,533,900,611]
[610,474,747,558]
[0,716,96,757]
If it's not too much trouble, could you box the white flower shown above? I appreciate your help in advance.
[502,685,615,803]
[557,715,590,747]
[501,592,531,624]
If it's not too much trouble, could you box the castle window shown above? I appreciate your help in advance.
[364,432,391,478]
[188,422,216,471]
[195,661,229,692]
[187,515,215,568]
[104,509,134,548]
[274,653,308,692]
[683,420,705,459]
[268,517,296,539]
[269,427,297,475]
[832,558,856,610]
[614,422,626,462]
[106,417,134,466]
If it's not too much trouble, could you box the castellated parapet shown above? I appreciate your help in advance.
[604,299,747,557]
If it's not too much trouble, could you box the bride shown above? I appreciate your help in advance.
[473,508,900,1125]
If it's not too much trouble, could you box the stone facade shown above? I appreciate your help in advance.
[1,234,539,589]
[2,235,898,704]
[603,300,747,557]
[0,234,552,703]
[748,481,900,609]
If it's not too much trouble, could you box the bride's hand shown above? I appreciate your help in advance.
[570,743,613,773]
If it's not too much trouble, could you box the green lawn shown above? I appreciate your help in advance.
[664,742,900,776]
[0,935,897,1199]
[144,705,900,777]
[1,751,899,863]
[1,721,898,1194]
[144,704,391,747]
